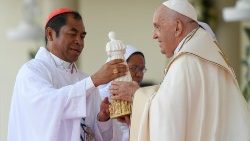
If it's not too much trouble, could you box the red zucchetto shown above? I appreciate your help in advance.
[45,7,73,27]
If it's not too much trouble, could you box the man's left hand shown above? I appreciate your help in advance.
[97,97,110,122]
[117,115,131,127]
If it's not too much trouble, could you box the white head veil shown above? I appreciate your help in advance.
[125,44,144,61]
[198,22,217,42]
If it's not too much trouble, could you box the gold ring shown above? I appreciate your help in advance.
[113,68,118,74]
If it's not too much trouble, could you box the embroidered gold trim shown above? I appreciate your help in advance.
[164,28,238,86]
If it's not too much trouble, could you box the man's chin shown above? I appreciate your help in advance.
[69,56,79,63]
[72,58,79,62]
[160,50,165,54]
[166,53,174,58]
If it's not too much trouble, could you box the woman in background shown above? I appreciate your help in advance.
[98,44,146,141]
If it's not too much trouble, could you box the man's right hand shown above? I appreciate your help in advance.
[91,59,127,87]
[109,81,139,102]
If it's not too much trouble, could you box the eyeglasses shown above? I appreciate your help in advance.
[129,66,147,74]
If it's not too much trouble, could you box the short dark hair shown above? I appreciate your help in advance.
[44,12,82,45]
[126,52,145,62]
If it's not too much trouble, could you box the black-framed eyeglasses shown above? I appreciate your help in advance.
[129,66,147,74]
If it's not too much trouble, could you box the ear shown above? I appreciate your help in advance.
[175,19,183,37]
[46,27,54,41]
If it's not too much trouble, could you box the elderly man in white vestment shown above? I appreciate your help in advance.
[8,8,128,141]
[110,0,250,141]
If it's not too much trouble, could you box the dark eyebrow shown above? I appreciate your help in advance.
[70,28,78,33]
[69,28,87,35]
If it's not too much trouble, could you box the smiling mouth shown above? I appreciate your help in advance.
[158,42,162,46]
[71,48,81,54]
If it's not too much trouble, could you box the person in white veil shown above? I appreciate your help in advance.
[98,44,146,141]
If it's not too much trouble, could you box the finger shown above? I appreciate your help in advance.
[112,95,131,101]
[115,65,128,74]
[109,83,121,91]
[111,81,119,86]
[109,84,119,90]
[109,90,118,96]
[110,88,124,95]
[124,116,131,126]
[112,96,126,101]
[102,101,109,107]
[101,102,109,109]
[111,81,127,85]
[103,110,110,116]
[99,111,110,121]
[108,59,124,65]
[103,97,110,104]
[110,70,124,79]
[105,109,110,114]
[112,68,119,74]
[111,95,120,100]
[117,117,126,123]
[115,64,127,70]
[116,72,127,78]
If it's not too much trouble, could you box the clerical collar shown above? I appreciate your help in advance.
[173,27,199,57]
[49,52,77,73]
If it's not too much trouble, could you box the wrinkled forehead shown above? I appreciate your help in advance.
[153,5,168,24]
[153,6,162,18]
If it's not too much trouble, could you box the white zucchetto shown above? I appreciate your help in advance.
[163,0,198,22]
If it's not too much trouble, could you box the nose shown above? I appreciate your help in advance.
[133,73,143,84]
[138,71,144,76]
[134,71,143,79]
[152,31,158,39]
[75,35,83,45]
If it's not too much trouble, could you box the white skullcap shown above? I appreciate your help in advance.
[198,22,217,42]
[163,0,198,22]
[124,45,144,61]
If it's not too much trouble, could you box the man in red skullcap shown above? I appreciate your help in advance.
[8,8,127,141]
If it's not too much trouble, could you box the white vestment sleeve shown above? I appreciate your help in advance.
[63,76,95,119]
[98,83,114,141]
[96,120,113,141]
[8,62,95,141]
[81,87,113,141]
[8,47,106,141]
[18,63,94,119]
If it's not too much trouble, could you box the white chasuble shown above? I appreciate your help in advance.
[130,28,250,141]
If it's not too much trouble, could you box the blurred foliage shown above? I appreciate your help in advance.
[189,0,217,30]
[242,27,250,101]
